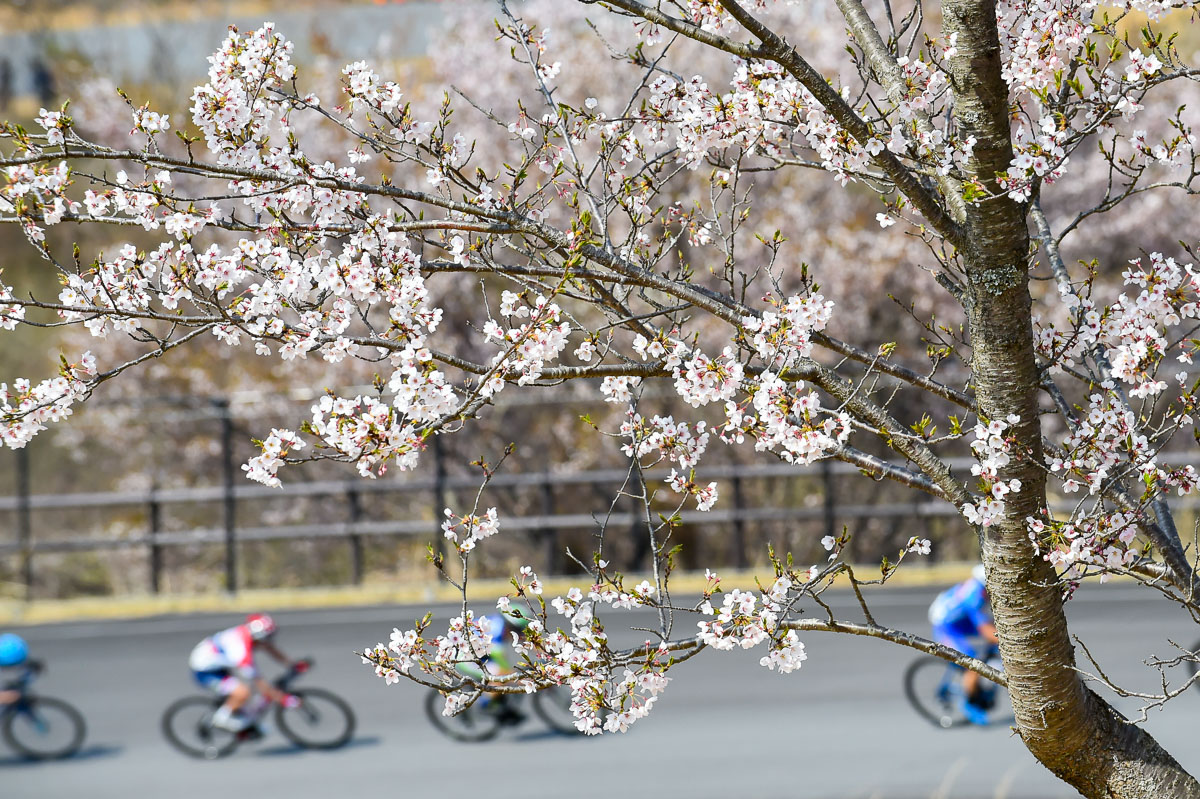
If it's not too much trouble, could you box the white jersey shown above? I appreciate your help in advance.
[188,624,258,678]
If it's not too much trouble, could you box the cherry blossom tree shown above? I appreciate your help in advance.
[3,1,1200,795]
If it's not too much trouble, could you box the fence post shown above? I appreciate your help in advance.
[347,485,364,585]
[16,446,32,601]
[432,435,447,560]
[821,459,837,551]
[149,482,162,594]
[731,471,748,569]
[215,398,237,594]
[540,472,558,574]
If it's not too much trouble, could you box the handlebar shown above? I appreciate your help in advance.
[272,658,313,691]
[2,660,43,693]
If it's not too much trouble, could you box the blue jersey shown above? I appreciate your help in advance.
[929,578,992,636]
[484,614,506,646]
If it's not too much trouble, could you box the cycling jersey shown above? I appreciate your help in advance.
[189,625,258,680]
[483,614,506,646]
[929,578,992,659]
[451,614,512,680]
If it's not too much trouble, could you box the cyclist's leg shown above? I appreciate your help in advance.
[933,629,989,723]
[482,654,524,723]
[195,669,250,730]
[933,627,981,695]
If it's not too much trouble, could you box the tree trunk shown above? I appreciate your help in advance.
[944,1,1200,796]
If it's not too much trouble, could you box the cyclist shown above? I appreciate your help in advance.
[0,633,29,705]
[928,565,1000,725]
[465,611,529,723]
[188,613,295,732]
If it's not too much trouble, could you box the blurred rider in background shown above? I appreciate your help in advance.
[469,611,530,723]
[188,613,295,732]
[928,565,1000,725]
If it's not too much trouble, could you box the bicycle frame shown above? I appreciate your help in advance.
[1,662,43,717]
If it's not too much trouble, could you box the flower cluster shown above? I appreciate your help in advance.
[671,345,744,408]
[741,291,834,369]
[480,292,571,395]
[131,105,170,136]
[1038,253,1200,398]
[723,373,851,465]
[697,577,807,673]
[666,469,720,511]
[0,352,97,449]
[242,428,306,487]
[961,416,1022,528]
[302,394,423,479]
[441,507,501,553]
[619,412,709,470]
[189,23,295,160]
[1028,509,1142,581]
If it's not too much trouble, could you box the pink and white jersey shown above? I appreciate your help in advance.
[188,625,257,678]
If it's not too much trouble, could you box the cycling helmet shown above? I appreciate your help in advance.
[0,633,29,667]
[245,613,277,641]
[972,564,987,584]
[500,610,530,631]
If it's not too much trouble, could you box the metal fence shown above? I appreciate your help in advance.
[4,424,1200,600]
[0,438,967,599]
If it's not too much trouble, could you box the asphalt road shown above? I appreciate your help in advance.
[4,584,1199,799]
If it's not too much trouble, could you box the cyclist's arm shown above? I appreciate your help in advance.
[254,677,288,703]
[978,621,999,645]
[0,689,18,704]
[260,640,290,665]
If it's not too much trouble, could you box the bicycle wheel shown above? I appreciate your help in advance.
[275,688,355,749]
[161,696,239,759]
[904,657,968,728]
[2,697,87,760]
[531,685,583,735]
[423,690,501,743]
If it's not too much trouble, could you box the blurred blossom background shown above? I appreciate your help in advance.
[1,0,1197,601]
[0,0,1030,601]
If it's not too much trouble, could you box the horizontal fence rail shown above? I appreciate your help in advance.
[5,448,1200,599]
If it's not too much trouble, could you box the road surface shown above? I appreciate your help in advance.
[5,584,1199,799]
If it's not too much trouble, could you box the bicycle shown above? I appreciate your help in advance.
[161,658,355,759]
[425,684,583,742]
[1,660,87,760]
[904,647,1010,728]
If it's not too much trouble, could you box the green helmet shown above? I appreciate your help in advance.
[501,610,530,630]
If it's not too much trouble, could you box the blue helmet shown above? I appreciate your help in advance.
[0,633,28,667]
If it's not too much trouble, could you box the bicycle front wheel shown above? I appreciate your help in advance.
[531,685,584,736]
[903,657,968,729]
[161,696,239,759]
[3,697,87,760]
[424,690,502,742]
[276,688,355,749]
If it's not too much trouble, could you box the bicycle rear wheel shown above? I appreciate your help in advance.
[276,688,356,749]
[161,696,239,759]
[531,685,583,735]
[3,697,87,760]
[904,657,968,728]
[424,690,502,742]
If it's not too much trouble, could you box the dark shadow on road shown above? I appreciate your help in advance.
[0,744,124,767]
[253,736,382,757]
[511,729,585,743]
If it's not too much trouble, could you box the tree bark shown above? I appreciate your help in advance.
[944,1,1200,796]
